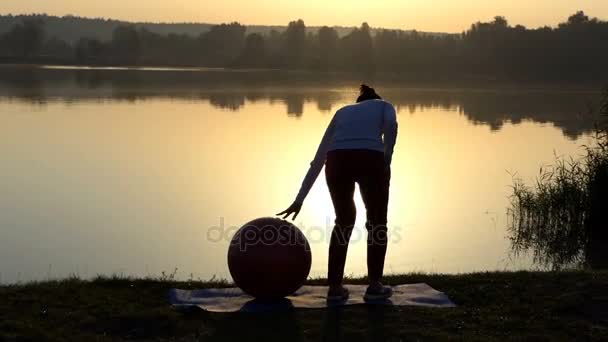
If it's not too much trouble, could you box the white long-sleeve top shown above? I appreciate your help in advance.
[294,99,398,204]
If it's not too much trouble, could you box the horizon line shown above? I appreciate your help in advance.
[0,12,494,35]
[2,10,606,35]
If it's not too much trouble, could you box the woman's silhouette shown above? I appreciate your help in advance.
[278,84,398,301]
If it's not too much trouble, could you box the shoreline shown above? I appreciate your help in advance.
[0,63,605,93]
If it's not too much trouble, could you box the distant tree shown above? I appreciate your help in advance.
[493,16,509,28]
[264,29,283,66]
[1,12,607,80]
[3,18,45,58]
[75,37,105,64]
[41,36,73,59]
[318,26,338,70]
[137,28,165,64]
[199,22,246,67]
[373,29,402,71]
[567,11,590,25]
[283,19,306,68]
[110,25,141,65]
[233,33,266,67]
[339,23,374,72]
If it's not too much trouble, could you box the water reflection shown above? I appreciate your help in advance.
[0,66,600,138]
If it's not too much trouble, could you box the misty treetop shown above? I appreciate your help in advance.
[0,14,382,44]
[0,12,607,81]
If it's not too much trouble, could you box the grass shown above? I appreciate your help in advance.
[1,271,607,341]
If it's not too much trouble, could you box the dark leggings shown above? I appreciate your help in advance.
[325,149,390,287]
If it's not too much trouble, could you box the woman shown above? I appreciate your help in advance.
[278,84,398,301]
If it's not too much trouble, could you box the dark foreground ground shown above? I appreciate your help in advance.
[1,271,607,341]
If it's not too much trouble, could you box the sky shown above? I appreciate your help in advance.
[1,0,608,33]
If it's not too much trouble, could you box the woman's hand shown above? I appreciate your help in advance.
[277,201,303,220]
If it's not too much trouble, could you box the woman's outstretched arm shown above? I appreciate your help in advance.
[277,116,336,220]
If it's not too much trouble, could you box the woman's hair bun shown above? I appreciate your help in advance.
[357,84,382,103]
[360,84,373,93]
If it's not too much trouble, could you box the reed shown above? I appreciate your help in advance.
[508,89,608,269]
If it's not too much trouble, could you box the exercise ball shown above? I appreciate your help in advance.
[228,217,312,299]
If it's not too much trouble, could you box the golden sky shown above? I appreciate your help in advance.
[2,0,608,32]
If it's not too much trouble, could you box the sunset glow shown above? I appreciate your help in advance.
[2,0,608,32]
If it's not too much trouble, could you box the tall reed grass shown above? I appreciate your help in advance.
[508,89,608,269]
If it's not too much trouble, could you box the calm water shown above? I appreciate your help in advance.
[0,67,601,283]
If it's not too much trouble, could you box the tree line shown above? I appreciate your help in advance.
[0,12,607,81]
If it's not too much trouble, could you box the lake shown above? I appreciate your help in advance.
[0,66,601,283]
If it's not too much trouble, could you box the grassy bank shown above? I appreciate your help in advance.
[1,271,607,341]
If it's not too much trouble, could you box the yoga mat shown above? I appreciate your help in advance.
[168,283,456,313]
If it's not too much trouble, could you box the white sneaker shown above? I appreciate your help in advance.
[327,286,350,302]
[364,282,393,301]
